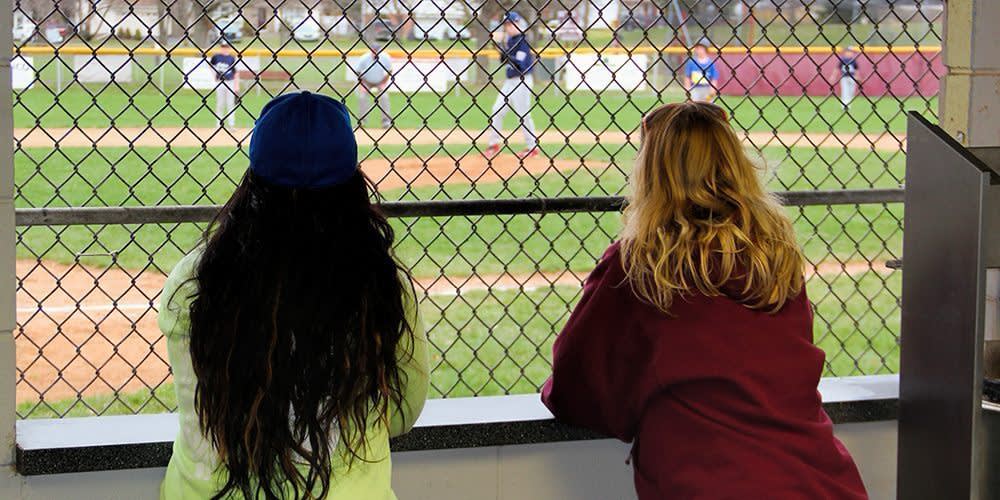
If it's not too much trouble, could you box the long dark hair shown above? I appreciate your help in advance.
[187,169,412,499]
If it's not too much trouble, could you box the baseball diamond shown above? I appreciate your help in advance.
[10,2,933,420]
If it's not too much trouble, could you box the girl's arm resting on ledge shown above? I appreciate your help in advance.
[541,244,658,442]
[389,287,431,437]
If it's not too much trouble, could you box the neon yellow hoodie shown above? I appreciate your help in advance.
[158,250,430,499]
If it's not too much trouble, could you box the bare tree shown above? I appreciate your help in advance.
[163,0,223,47]
[462,0,509,85]
[17,0,57,25]
[23,0,127,41]
[83,0,131,40]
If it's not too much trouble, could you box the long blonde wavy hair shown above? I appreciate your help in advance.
[621,101,804,313]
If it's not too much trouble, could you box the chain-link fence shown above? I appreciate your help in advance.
[11,0,941,418]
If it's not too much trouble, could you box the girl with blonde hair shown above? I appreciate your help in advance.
[542,102,868,499]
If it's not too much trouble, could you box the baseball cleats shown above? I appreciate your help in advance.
[517,146,540,160]
[482,144,501,159]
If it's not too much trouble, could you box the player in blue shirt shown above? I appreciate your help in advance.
[683,41,719,103]
[209,40,239,128]
[483,12,539,160]
[829,46,861,110]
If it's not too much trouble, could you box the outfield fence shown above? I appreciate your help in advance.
[11,0,940,418]
[14,43,943,97]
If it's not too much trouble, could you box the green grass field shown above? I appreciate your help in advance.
[13,84,911,417]
[14,142,904,275]
[14,141,904,418]
[13,82,934,135]
[14,140,906,209]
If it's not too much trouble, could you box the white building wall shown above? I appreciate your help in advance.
[80,3,163,39]
[580,0,621,30]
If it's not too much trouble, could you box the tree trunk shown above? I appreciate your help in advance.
[159,0,182,45]
[164,0,217,48]
[468,0,506,86]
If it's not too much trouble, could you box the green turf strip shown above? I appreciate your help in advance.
[14,83,933,135]
[14,143,904,208]
[14,144,903,274]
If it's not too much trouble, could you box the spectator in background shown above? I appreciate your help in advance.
[683,40,719,103]
[354,42,394,129]
[483,12,539,160]
[831,46,861,110]
[209,40,239,128]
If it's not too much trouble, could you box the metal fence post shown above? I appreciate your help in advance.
[1,0,19,474]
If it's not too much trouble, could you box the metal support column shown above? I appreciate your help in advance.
[0,0,19,482]
[896,112,1000,499]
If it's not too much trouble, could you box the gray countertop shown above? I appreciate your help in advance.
[15,375,899,475]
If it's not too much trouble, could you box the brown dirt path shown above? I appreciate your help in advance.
[15,126,903,151]
[15,258,892,404]
[359,153,604,191]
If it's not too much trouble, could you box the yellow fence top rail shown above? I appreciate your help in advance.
[14,44,942,59]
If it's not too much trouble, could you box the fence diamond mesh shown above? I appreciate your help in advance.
[11,0,940,418]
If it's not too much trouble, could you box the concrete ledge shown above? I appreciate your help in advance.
[15,375,898,476]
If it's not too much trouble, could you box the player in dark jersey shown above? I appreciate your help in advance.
[830,46,861,110]
[482,12,539,160]
[209,40,239,127]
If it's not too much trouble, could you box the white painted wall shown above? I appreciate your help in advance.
[80,4,163,39]
[2,421,897,500]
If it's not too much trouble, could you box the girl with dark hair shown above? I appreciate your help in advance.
[158,91,429,499]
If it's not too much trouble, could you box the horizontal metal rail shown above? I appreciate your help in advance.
[13,45,940,59]
[14,189,904,227]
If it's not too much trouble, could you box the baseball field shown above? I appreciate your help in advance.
[13,81,917,417]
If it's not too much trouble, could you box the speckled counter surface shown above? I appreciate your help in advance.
[16,376,898,476]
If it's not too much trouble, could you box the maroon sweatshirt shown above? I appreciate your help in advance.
[541,242,868,500]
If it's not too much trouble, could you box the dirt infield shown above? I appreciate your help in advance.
[15,258,891,404]
[359,152,597,191]
[14,126,904,151]
[13,151,596,405]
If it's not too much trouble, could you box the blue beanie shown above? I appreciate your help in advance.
[249,91,358,189]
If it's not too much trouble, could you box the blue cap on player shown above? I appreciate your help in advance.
[249,90,358,189]
[502,11,523,24]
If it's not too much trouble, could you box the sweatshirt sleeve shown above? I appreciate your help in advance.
[388,283,431,437]
[158,250,201,340]
[499,37,532,75]
[540,243,659,442]
[511,39,533,74]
